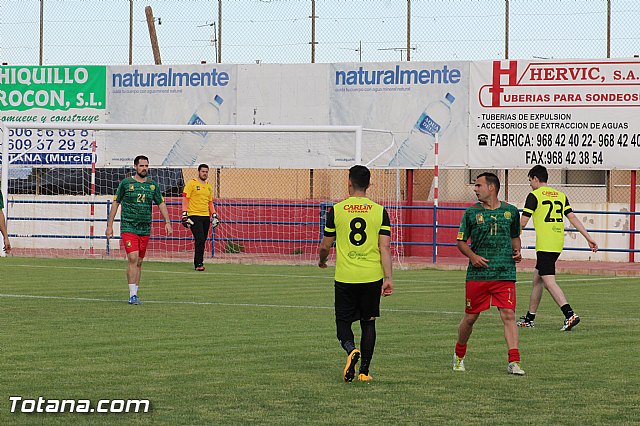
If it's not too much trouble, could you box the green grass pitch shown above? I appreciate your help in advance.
[1,257,638,425]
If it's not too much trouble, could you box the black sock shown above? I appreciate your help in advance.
[526,311,536,321]
[360,358,371,375]
[561,304,574,319]
[336,319,356,354]
[359,319,376,374]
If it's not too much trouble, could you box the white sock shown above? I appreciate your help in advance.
[129,284,137,297]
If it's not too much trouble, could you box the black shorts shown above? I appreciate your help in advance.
[536,251,561,276]
[334,279,383,322]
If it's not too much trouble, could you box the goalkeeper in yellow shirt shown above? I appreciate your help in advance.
[181,164,219,271]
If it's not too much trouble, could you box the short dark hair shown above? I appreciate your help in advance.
[477,172,500,193]
[198,164,209,171]
[349,165,370,190]
[134,155,149,166]
[528,165,548,183]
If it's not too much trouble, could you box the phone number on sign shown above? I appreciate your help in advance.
[535,133,640,148]
[6,128,92,152]
[525,150,603,165]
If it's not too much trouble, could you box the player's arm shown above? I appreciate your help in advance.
[158,201,173,235]
[318,207,335,268]
[566,212,598,252]
[521,192,537,228]
[511,236,522,263]
[181,183,191,227]
[511,207,522,262]
[379,208,392,296]
[209,200,220,228]
[181,194,189,214]
[379,234,393,296]
[318,235,335,268]
[105,200,121,240]
[0,209,11,253]
[456,213,488,268]
[457,239,488,268]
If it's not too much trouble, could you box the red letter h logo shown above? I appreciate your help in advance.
[489,61,518,107]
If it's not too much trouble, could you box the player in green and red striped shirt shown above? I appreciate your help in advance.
[453,173,525,376]
[106,155,173,305]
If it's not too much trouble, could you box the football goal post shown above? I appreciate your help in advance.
[0,122,404,264]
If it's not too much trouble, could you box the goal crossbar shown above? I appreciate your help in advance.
[0,123,366,208]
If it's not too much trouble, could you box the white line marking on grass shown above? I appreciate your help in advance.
[3,293,638,321]
[0,263,466,284]
[2,263,635,286]
[0,293,460,315]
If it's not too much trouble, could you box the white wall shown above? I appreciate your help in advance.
[5,195,119,251]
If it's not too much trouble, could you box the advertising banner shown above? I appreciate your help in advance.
[105,64,237,167]
[0,65,106,165]
[5,60,640,170]
[103,62,470,168]
[470,59,640,169]
[330,62,469,168]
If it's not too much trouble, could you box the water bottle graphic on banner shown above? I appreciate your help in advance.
[162,95,224,166]
[390,92,455,167]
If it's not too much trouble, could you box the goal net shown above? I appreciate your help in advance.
[0,123,405,265]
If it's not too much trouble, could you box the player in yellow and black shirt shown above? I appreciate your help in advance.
[318,165,392,383]
[106,155,173,305]
[517,165,598,331]
[181,164,219,271]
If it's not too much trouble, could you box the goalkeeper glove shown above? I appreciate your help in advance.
[181,212,193,228]
[211,213,220,229]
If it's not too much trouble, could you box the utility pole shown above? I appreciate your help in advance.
[129,0,133,65]
[39,0,44,65]
[607,0,611,58]
[407,0,411,61]
[145,6,162,64]
[197,22,218,63]
[339,41,363,61]
[310,0,316,63]
[218,0,222,63]
[505,0,509,59]
[379,47,415,62]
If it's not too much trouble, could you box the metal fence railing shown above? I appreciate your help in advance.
[1,1,639,66]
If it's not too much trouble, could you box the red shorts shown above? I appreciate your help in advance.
[121,233,150,258]
[465,280,516,314]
